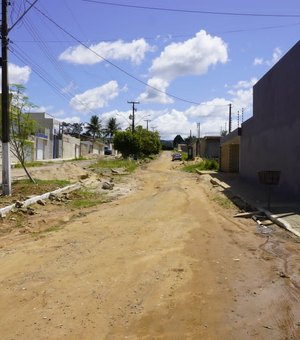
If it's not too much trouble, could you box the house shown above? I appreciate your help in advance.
[28,112,81,161]
[28,112,60,160]
[200,136,221,160]
[220,128,241,172]
[220,40,300,199]
[80,140,105,157]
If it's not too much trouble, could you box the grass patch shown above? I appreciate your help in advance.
[90,158,137,173]
[69,189,107,209]
[44,225,62,233]
[12,179,71,194]
[14,161,47,168]
[183,159,219,173]
[212,194,235,209]
[181,152,188,161]
[0,179,72,207]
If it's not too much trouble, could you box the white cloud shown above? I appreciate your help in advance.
[60,116,81,124]
[70,80,119,112]
[5,63,31,84]
[228,78,256,113]
[99,77,255,139]
[139,30,228,104]
[100,109,131,130]
[150,30,228,81]
[253,47,283,67]
[267,47,282,66]
[62,81,78,94]
[253,57,263,66]
[137,77,173,104]
[59,39,154,65]
[233,78,257,89]
[185,98,230,119]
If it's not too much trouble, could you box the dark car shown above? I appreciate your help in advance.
[172,153,182,161]
[104,147,112,155]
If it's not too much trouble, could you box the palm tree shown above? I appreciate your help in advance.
[86,115,101,140]
[105,117,120,142]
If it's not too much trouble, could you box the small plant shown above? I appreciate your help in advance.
[14,161,47,168]
[183,159,219,173]
[44,225,62,233]
[90,158,137,173]
[6,179,71,199]
[212,194,235,209]
[69,189,107,209]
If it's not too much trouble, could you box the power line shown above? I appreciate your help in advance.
[10,45,99,116]
[11,19,300,44]
[9,0,39,32]
[28,1,227,107]
[82,0,300,18]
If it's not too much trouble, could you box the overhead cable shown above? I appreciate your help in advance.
[28,2,227,107]
[83,0,300,18]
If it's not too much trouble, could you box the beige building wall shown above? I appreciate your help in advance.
[60,135,80,159]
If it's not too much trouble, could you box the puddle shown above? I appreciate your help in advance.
[256,224,275,234]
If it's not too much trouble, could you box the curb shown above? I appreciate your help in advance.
[258,208,300,238]
[199,172,300,237]
[0,182,81,218]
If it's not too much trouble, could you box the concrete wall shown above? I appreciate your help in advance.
[200,137,220,160]
[240,41,300,198]
[220,144,239,172]
[59,134,80,159]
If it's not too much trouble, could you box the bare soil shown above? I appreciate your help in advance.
[0,152,299,339]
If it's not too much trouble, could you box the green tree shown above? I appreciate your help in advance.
[113,127,161,158]
[113,130,141,158]
[86,115,102,140]
[7,84,37,183]
[135,126,161,157]
[62,122,84,138]
[185,135,197,145]
[105,117,120,142]
[173,134,185,148]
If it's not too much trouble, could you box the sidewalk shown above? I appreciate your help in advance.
[207,172,300,238]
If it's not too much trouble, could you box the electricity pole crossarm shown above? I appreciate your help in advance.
[127,101,139,133]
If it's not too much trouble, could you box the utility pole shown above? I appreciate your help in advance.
[197,122,200,157]
[127,101,139,133]
[144,119,151,131]
[1,0,11,195]
[241,107,244,124]
[228,103,232,133]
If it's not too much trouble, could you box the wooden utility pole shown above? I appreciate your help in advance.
[1,0,11,195]
[127,101,139,133]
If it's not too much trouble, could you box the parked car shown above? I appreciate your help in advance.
[104,146,112,155]
[172,153,182,161]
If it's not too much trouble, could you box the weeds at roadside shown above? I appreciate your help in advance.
[68,189,108,209]
[90,158,137,173]
[0,179,72,208]
[14,161,47,168]
[182,159,219,173]
[212,194,236,209]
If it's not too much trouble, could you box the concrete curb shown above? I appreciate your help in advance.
[199,172,300,237]
[0,182,81,218]
[259,208,300,237]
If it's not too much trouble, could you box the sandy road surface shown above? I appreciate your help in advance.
[0,152,299,339]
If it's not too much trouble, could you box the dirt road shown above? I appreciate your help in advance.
[0,152,299,339]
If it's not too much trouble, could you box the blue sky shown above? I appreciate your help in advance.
[5,0,300,139]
